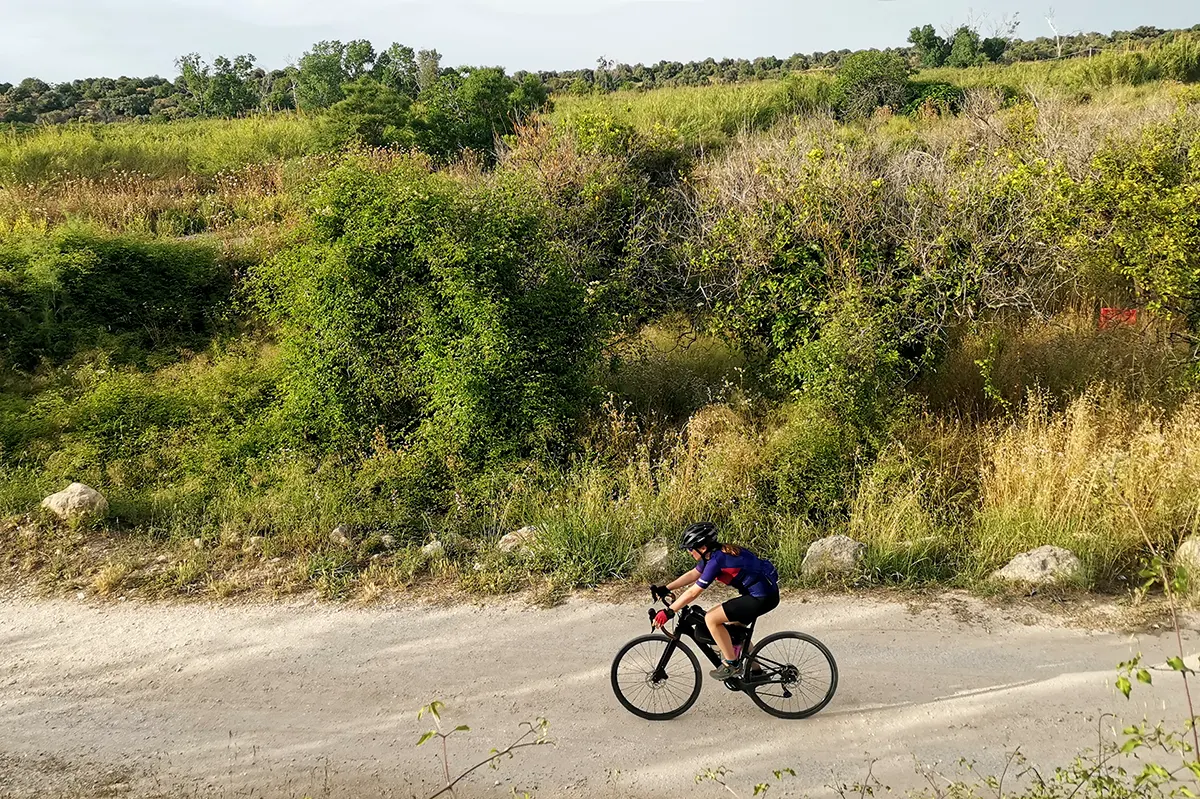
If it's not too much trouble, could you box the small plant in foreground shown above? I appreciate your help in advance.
[416,700,551,799]
[696,765,796,797]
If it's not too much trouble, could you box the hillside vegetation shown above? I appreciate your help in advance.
[3,41,1200,601]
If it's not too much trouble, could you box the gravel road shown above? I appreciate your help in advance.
[1,591,1196,798]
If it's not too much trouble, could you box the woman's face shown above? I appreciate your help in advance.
[689,548,702,561]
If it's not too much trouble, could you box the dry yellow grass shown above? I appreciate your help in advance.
[92,560,132,595]
[0,162,302,234]
[974,390,1200,581]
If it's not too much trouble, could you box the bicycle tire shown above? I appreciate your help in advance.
[744,631,838,719]
[610,634,703,721]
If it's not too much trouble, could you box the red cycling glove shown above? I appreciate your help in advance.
[654,608,675,627]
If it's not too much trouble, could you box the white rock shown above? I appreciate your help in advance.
[422,540,445,559]
[639,539,671,574]
[801,535,866,577]
[330,525,353,547]
[1175,538,1200,579]
[992,546,1082,585]
[498,526,538,553]
[193,538,204,550]
[40,483,108,522]
[382,534,397,549]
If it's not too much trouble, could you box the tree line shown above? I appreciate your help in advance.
[2,22,1198,125]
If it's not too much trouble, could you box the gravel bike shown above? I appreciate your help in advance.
[610,594,838,720]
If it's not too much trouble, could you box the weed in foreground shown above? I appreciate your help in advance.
[416,700,552,799]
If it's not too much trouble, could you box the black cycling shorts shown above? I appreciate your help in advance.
[722,592,780,625]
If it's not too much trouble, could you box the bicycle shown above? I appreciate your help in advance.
[610,593,838,720]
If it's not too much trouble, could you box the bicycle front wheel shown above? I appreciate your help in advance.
[744,631,838,719]
[610,634,702,721]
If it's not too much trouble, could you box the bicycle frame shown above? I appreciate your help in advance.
[649,603,756,678]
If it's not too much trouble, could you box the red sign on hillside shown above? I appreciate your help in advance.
[1099,308,1139,329]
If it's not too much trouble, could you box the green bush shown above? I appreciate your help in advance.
[1076,116,1200,328]
[326,77,412,147]
[0,226,232,370]
[774,287,908,435]
[902,81,966,116]
[761,400,864,522]
[256,153,601,462]
[832,51,913,119]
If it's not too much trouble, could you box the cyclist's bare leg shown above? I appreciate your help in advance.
[704,605,736,662]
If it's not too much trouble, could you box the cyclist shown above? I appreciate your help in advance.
[651,521,780,681]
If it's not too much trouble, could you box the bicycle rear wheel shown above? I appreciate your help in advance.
[743,631,838,719]
[610,634,702,721]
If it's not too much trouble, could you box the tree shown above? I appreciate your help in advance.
[176,53,211,114]
[206,54,258,116]
[327,77,410,146]
[417,49,442,93]
[508,74,550,118]
[376,43,419,99]
[412,67,514,157]
[908,24,950,68]
[295,40,349,110]
[980,35,1010,62]
[832,50,911,119]
[946,26,985,67]
[343,39,377,79]
[260,67,297,112]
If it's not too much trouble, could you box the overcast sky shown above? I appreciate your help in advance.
[2,0,1197,83]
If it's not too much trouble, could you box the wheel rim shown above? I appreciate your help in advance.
[746,635,835,716]
[614,639,698,717]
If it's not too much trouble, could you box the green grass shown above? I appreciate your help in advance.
[920,32,1200,96]
[0,114,329,183]
[551,74,833,145]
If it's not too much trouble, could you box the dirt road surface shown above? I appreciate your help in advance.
[2,591,1197,799]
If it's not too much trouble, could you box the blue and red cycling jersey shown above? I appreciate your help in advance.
[695,548,779,598]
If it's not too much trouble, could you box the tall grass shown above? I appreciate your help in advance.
[0,161,312,235]
[0,114,328,183]
[974,391,1200,584]
[551,74,833,146]
[6,345,1200,595]
[921,32,1200,95]
[922,313,1193,416]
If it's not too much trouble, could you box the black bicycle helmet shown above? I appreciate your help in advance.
[680,521,719,553]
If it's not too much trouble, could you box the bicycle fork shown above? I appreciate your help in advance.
[651,637,681,683]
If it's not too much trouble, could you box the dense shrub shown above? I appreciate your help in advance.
[1077,115,1200,327]
[0,226,232,370]
[902,81,966,116]
[832,51,912,119]
[501,116,690,326]
[760,399,864,522]
[256,153,601,462]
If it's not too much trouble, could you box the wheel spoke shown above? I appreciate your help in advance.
[745,633,836,718]
[612,638,701,719]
